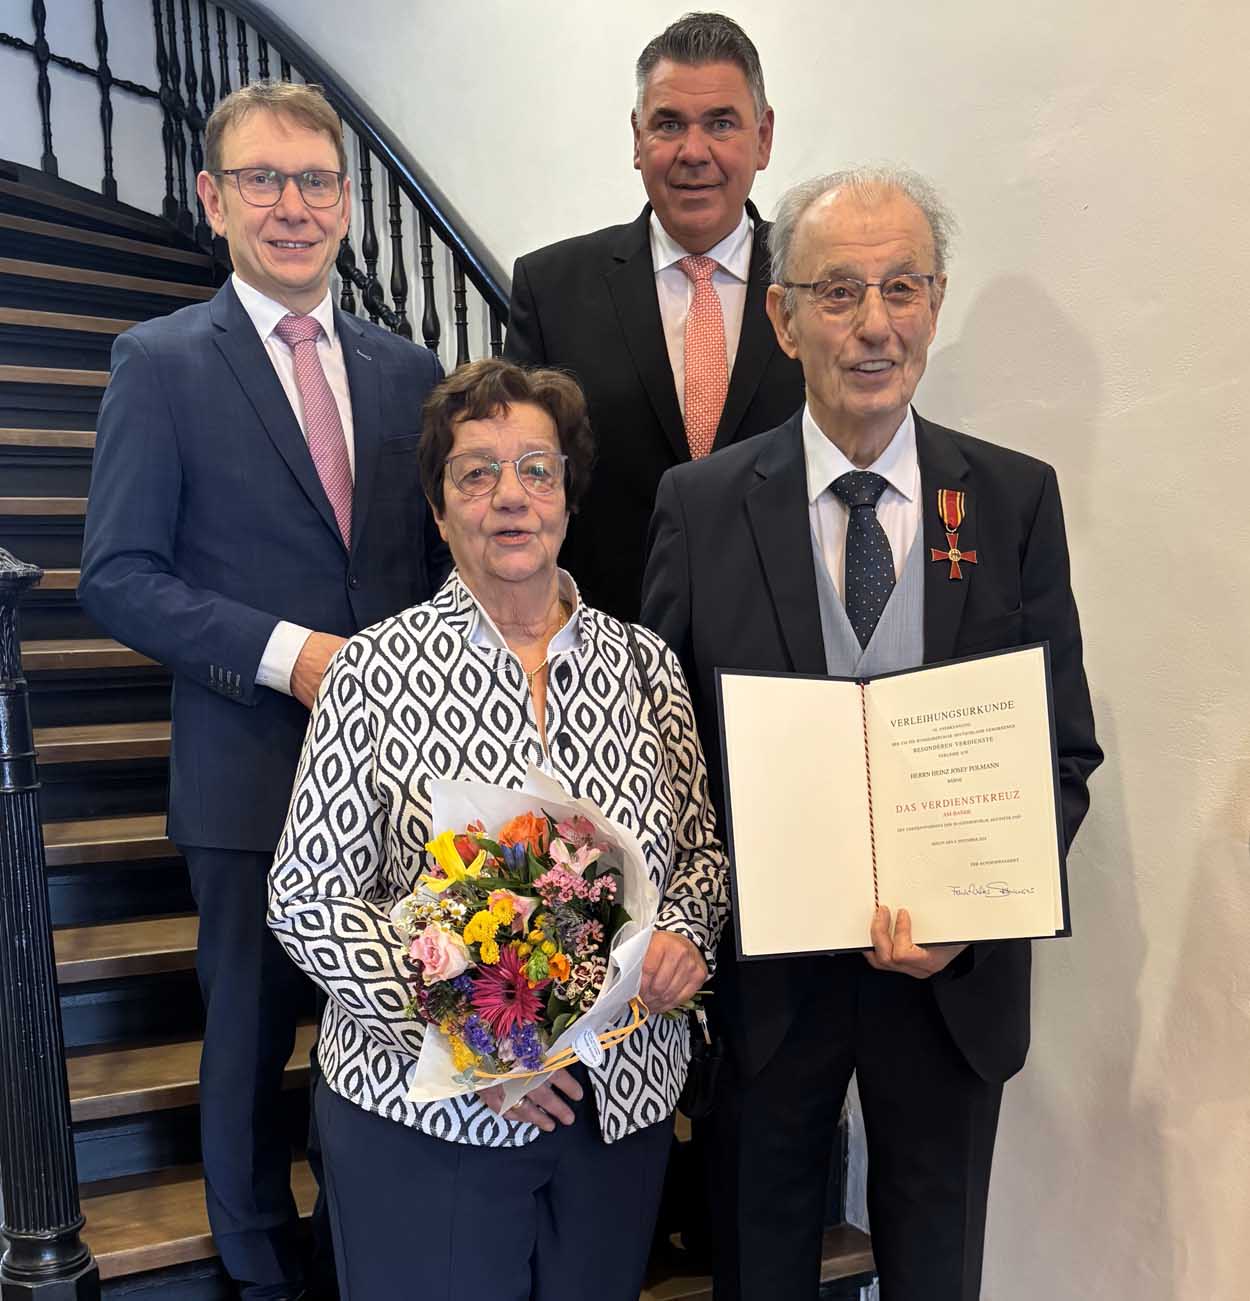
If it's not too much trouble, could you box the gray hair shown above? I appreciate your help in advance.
[634,12,768,119]
[769,166,957,313]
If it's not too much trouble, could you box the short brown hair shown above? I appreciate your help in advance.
[419,359,596,514]
[203,80,347,174]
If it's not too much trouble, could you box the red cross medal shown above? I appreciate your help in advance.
[930,489,977,579]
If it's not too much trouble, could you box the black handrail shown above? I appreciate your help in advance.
[213,0,508,319]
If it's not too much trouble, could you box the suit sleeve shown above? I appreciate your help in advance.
[78,331,278,705]
[1021,467,1102,850]
[502,255,548,364]
[640,468,695,684]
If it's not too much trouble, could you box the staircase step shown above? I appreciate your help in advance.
[0,173,181,245]
[0,364,108,389]
[1,495,88,514]
[0,306,136,336]
[0,258,215,302]
[0,427,95,447]
[83,1160,317,1281]
[22,639,157,672]
[55,915,198,984]
[0,213,212,269]
[36,720,171,764]
[69,1024,316,1123]
[36,567,80,589]
[642,1225,875,1300]
[43,813,173,867]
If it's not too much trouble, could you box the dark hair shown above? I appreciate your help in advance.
[204,80,347,174]
[635,12,767,118]
[419,359,596,514]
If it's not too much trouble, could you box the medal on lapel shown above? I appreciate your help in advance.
[930,489,977,579]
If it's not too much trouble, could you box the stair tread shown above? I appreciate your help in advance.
[0,363,108,387]
[35,567,80,589]
[0,305,137,334]
[44,812,171,856]
[0,175,178,242]
[68,1024,316,1122]
[0,212,212,267]
[35,719,171,763]
[0,257,216,300]
[22,638,157,671]
[642,1225,874,1299]
[83,1160,317,1279]
[55,914,198,984]
[0,427,95,448]
[0,494,88,513]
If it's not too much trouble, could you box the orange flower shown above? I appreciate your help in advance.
[548,952,571,982]
[498,811,549,856]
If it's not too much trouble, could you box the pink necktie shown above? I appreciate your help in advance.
[678,254,729,460]
[274,313,353,545]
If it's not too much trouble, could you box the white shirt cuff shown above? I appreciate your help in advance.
[256,620,314,695]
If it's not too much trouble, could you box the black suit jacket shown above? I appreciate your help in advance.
[504,202,804,621]
[641,409,1102,1084]
[80,281,448,852]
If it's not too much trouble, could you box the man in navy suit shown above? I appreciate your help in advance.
[643,168,1102,1299]
[80,81,446,1300]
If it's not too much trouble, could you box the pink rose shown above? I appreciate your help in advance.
[488,889,539,934]
[409,924,472,985]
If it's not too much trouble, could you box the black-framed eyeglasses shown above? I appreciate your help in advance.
[780,272,938,316]
[212,168,345,208]
[445,450,569,498]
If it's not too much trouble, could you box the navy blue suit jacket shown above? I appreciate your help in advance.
[80,280,448,852]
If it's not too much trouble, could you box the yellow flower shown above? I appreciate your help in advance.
[527,929,544,945]
[449,1035,478,1072]
[463,909,499,945]
[479,938,500,965]
[541,941,557,957]
[420,830,487,895]
[517,943,533,958]
[490,897,515,925]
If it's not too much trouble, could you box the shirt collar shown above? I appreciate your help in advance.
[232,272,337,347]
[460,569,585,658]
[802,405,919,505]
[649,207,753,282]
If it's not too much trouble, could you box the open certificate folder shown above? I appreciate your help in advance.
[716,644,1070,958]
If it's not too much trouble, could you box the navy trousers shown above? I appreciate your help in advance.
[184,844,330,1299]
[314,1073,672,1299]
[709,956,1003,1301]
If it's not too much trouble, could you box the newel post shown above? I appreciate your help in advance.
[0,549,99,1300]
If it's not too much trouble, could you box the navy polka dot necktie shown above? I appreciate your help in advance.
[832,470,895,649]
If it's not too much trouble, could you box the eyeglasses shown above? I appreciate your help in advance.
[780,273,937,317]
[212,168,345,208]
[445,450,569,498]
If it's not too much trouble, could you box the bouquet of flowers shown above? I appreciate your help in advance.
[395,772,658,1108]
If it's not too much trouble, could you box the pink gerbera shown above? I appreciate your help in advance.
[470,946,549,1037]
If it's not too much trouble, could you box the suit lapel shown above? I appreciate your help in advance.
[209,282,344,549]
[605,206,688,463]
[744,413,826,674]
[917,411,974,663]
[338,311,381,560]
[714,203,773,450]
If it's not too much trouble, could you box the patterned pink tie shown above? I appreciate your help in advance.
[678,254,729,460]
[274,313,353,545]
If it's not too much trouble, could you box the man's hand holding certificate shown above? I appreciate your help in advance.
[717,645,1069,958]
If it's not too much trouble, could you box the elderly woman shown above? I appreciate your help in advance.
[269,358,728,1300]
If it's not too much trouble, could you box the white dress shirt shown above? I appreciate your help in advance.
[802,405,921,604]
[649,209,753,417]
[230,274,356,695]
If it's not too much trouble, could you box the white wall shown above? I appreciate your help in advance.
[4,0,1248,1295]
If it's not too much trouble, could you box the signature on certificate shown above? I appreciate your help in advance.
[949,881,1036,898]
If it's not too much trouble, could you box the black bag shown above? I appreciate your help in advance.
[624,623,724,1119]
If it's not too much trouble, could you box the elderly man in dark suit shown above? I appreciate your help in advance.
[642,167,1102,1300]
[79,81,446,1301]
[504,12,803,621]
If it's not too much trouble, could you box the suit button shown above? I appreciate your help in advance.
[348,574,360,590]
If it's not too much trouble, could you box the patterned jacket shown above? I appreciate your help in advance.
[269,571,730,1146]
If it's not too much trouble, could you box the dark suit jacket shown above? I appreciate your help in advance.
[504,201,804,621]
[641,409,1102,1085]
[80,280,448,853]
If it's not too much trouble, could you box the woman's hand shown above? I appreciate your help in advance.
[640,930,707,1014]
[478,1067,583,1133]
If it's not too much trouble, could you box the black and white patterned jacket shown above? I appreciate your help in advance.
[269,570,729,1147]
